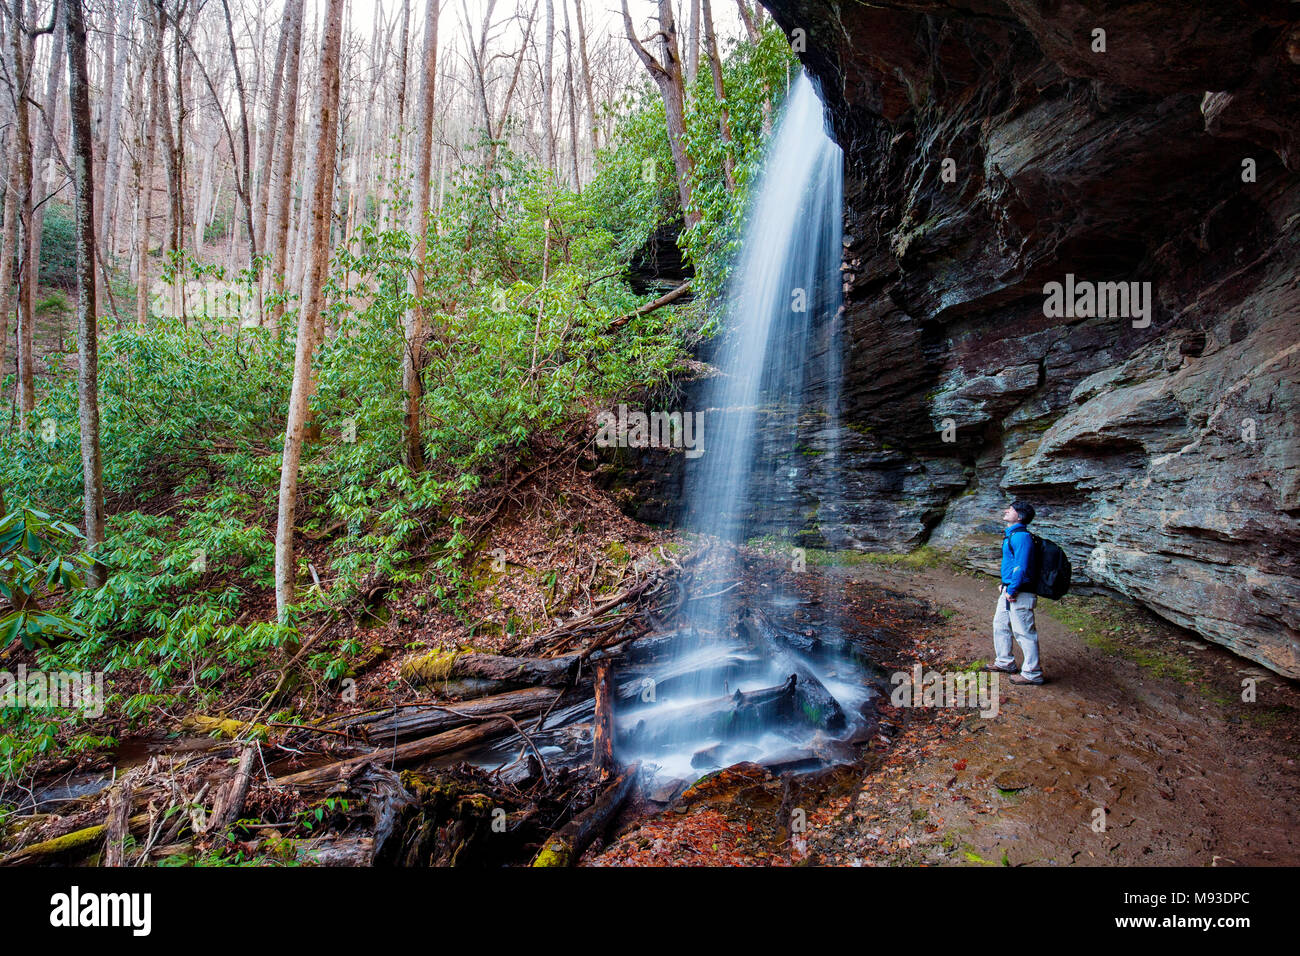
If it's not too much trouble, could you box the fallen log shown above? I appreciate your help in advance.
[1,813,150,866]
[208,744,259,833]
[532,763,640,866]
[295,834,377,866]
[620,676,798,750]
[406,677,525,700]
[274,716,525,789]
[322,686,561,742]
[401,649,582,687]
[102,778,134,867]
[739,610,846,731]
[607,280,691,330]
[180,714,273,739]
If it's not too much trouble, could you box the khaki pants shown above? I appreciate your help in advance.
[993,586,1041,681]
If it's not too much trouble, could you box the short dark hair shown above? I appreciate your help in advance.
[1010,499,1036,523]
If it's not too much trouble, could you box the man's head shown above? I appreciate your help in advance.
[1003,500,1035,525]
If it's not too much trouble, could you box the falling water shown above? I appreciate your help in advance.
[616,72,876,782]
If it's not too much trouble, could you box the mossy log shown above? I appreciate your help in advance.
[401,649,583,687]
[180,714,272,739]
[531,763,640,867]
[1,812,150,866]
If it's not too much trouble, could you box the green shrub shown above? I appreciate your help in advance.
[37,200,77,288]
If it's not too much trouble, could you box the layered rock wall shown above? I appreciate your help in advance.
[612,1,1300,677]
[758,0,1300,676]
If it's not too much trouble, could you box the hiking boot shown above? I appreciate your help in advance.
[1009,674,1045,685]
[984,664,1017,674]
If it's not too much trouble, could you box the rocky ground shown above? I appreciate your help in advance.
[588,558,1300,866]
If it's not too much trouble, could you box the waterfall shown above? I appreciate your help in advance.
[683,71,844,547]
[616,72,874,783]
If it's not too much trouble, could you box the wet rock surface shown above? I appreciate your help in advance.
[622,1,1300,676]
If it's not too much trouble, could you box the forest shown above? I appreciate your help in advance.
[1,0,1297,883]
[0,0,830,867]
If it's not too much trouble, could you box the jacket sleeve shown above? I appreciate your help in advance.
[1005,531,1032,595]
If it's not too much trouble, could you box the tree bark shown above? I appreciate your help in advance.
[561,0,581,191]
[388,0,410,231]
[400,648,582,687]
[274,716,522,788]
[99,0,134,259]
[701,0,734,192]
[217,0,256,269]
[65,0,106,586]
[323,686,561,741]
[134,10,164,326]
[531,763,639,866]
[620,0,698,229]
[273,0,344,622]
[7,0,35,429]
[541,0,554,171]
[30,11,65,328]
[267,0,304,325]
[0,70,19,380]
[254,0,291,256]
[686,0,700,87]
[573,0,598,151]
[156,0,185,264]
[402,0,438,471]
[592,659,615,776]
[735,0,759,42]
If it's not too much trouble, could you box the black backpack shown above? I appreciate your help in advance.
[1026,533,1072,600]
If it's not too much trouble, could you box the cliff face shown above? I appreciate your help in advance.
[610,2,1300,676]
[749,0,1300,677]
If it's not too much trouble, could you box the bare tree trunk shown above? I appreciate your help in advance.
[268,0,304,325]
[701,0,734,192]
[65,0,106,585]
[621,0,697,229]
[192,133,213,253]
[402,0,438,471]
[30,9,65,331]
[99,0,134,260]
[254,0,291,255]
[561,0,580,191]
[155,0,186,269]
[274,0,344,622]
[465,0,537,184]
[217,0,256,268]
[573,0,597,151]
[388,0,410,230]
[0,73,19,379]
[686,0,699,87]
[135,14,164,325]
[735,0,758,42]
[541,0,554,172]
[8,0,36,429]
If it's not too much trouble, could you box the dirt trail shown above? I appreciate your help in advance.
[591,561,1300,866]
[805,563,1300,866]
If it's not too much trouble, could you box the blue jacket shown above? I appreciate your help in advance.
[1001,523,1034,596]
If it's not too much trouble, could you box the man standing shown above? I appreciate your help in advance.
[988,500,1046,685]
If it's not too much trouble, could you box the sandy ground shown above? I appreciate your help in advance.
[592,561,1300,866]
